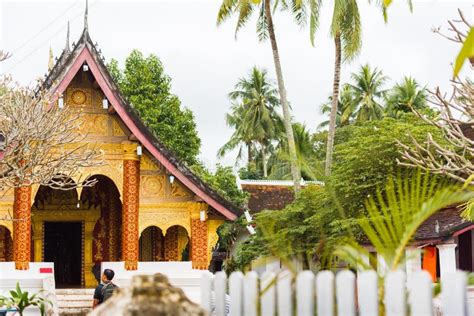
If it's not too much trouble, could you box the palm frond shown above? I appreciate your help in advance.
[336,171,474,273]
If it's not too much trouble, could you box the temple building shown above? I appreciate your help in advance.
[0,11,240,288]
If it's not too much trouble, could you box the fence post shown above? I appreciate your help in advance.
[336,270,356,316]
[317,270,335,316]
[408,271,433,316]
[215,271,227,316]
[277,270,293,316]
[357,270,378,316]
[385,271,406,316]
[261,271,276,316]
[297,271,315,316]
[244,271,259,316]
[229,271,244,316]
[200,271,213,313]
[442,271,467,316]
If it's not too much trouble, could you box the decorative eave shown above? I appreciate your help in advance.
[41,30,241,220]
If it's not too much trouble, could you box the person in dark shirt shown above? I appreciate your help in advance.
[93,269,117,308]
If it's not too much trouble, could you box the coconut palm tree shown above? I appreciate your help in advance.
[217,0,302,191]
[218,67,283,178]
[284,0,362,176]
[269,123,319,180]
[349,64,388,122]
[218,103,256,164]
[385,77,427,118]
[318,84,356,129]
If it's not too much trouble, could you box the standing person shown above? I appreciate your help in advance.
[92,269,118,308]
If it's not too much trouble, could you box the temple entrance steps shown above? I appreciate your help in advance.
[56,289,94,316]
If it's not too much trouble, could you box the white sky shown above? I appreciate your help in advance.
[0,0,472,169]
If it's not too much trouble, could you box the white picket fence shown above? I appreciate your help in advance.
[201,270,471,316]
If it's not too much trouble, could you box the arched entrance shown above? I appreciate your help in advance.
[33,181,93,287]
[32,175,120,288]
[139,226,164,261]
[139,225,189,262]
[0,225,13,262]
[81,175,122,282]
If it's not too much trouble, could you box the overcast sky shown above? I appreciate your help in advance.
[0,0,472,169]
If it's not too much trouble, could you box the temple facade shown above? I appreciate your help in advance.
[0,18,240,288]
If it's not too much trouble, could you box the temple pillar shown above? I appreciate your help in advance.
[32,222,43,262]
[189,202,209,270]
[437,243,457,281]
[84,220,97,287]
[164,226,179,261]
[121,142,140,270]
[13,186,32,270]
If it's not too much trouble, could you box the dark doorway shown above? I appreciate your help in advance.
[458,230,473,272]
[44,222,82,288]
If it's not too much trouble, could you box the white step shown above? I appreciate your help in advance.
[56,289,95,316]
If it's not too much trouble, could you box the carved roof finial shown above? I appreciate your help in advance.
[64,21,71,54]
[48,46,54,71]
[84,0,89,33]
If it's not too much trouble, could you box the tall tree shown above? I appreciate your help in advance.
[349,64,388,122]
[286,0,362,176]
[107,50,201,166]
[385,77,427,118]
[269,123,318,180]
[219,67,283,178]
[217,0,302,191]
[324,0,362,176]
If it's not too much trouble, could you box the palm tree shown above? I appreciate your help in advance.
[284,0,362,176]
[217,0,302,191]
[269,123,318,180]
[349,64,388,122]
[318,84,356,129]
[218,103,256,164]
[218,67,283,178]
[385,77,427,118]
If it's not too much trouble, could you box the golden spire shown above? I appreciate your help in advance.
[48,46,54,71]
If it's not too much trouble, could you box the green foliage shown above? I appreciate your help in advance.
[0,283,51,316]
[219,67,283,175]
[348,64,388,122]
[268,123,321,180]
[224,229,269,273]
[190,163,248,208]
[330,114,448,222]
[335,171,474,273]
[232,114,451,270]
[318,85,356,129]
[238,163,263,180]
[107,51,201,165]
[385,77,428,118]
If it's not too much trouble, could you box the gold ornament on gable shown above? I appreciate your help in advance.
[171,182,191,198]
[140,155,161,171]
[141,175,165,197]
[67,89,92,107]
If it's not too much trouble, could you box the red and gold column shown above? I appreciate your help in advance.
[122,142,140,270]
[13,186,31,270]
[189,202,209,270]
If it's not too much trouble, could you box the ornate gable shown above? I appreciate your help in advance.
[42,28,241,220]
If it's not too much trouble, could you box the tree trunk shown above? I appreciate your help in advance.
[264,0,301,192]
[325,33,342,177]
[247,142,252,164]
[262,144,268,178]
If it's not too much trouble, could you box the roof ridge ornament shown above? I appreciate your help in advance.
[48,46,54,71]
[83,0,89,34]
[65,21,71,54]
